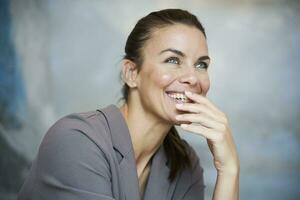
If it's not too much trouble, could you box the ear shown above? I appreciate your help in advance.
[121,59,138,88]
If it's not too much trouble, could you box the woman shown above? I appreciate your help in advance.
[18,9,239,200]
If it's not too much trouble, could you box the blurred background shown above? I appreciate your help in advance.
[1,0,300,199]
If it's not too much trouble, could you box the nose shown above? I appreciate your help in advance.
[178,68,198,86]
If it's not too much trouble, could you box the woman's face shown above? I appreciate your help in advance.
[135,23,210,124]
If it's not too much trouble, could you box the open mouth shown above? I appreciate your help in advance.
[165,91,192,103]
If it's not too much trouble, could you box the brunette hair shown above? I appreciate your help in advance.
[121,8,206,182]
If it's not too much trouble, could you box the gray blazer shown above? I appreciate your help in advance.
[18,105,205,200]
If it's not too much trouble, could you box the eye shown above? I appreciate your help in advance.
[195,61,208,70]
[165,57,181,65]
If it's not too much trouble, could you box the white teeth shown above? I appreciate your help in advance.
[167,93,188,102]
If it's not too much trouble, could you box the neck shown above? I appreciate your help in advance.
[119,101,171,167]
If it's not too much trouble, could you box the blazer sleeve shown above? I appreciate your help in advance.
[18,117,115,200]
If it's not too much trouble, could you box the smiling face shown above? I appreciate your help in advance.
[132,23,210,124]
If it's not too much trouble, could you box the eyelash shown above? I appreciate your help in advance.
[195,62,208,70]
[164,57,208,70]
[165,57,180,65]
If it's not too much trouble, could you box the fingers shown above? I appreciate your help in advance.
[180,123,222,141]
[176,103,227,124]
[176,113,226,131]
[184,91,225,117]
[175,91,230,140]
[176,103,217,121]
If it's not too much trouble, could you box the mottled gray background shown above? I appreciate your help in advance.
[1,0,300,199]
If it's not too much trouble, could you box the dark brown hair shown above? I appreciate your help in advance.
[121,9,206,182]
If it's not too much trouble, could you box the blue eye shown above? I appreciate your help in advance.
[165,57,180,64]
[195,62,208,70]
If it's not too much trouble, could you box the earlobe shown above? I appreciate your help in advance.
[122,59,138,88]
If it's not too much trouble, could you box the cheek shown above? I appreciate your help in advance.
[160,74,173,86]
[151,70,175,88]
[200,76,210,95]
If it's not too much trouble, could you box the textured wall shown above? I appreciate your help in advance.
[1,0,299,199]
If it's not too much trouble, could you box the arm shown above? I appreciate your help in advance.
[212,167,240,200]
[176,91,240,200]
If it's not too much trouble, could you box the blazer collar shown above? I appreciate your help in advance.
[100,104,175,200]
[100,104,171,169]
[100,104,133,157]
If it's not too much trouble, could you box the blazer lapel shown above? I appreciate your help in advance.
[99,105,140,200]
[144,145,178,200]
[118,151,141,200]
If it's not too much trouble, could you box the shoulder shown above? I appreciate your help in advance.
[19,111,116,199]
[36,109,116,170]
[180,139,204,184]
[47,110,107,136]
[42,110,111,150]
[171,139,205,198]
[36,110,114,178]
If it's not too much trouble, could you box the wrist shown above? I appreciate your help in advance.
[217,162,240,176]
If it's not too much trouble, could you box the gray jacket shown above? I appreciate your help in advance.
[18,105,205,200]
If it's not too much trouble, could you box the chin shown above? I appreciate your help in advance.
[161,96,186,124]
[165,112,182,126]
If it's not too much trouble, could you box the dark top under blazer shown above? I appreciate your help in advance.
[18,105,205,200]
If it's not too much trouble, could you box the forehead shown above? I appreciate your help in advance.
[144,24,208,56]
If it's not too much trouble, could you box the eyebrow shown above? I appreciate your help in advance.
[159,48,211,61]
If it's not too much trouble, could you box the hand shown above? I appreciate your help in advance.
[175,91,239,174]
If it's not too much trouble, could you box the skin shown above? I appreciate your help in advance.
[120,24,239,199]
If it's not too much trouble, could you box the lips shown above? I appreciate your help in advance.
[165,91,192,103]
